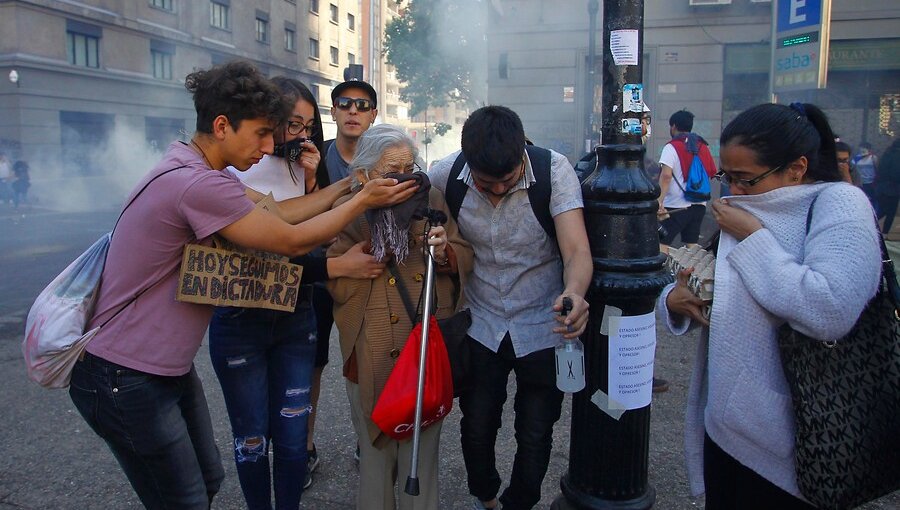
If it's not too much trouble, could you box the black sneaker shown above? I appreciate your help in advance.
[307,445,320,474]
[304,445,318,490]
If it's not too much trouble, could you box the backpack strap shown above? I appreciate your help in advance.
[445,152,469,224]
[524,145,555,239]
[444,146,557,238]
[112,165,187,236]
[668,138,696,181]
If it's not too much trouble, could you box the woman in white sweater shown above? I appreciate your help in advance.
[660,102,881,509]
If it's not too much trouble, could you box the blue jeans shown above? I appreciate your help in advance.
[459,335,564,510]
[209,302,317,510]
[69,353,225,509]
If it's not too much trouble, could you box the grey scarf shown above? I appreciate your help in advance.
[365,171,431,263]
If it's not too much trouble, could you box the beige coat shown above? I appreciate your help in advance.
[327,188,473,446]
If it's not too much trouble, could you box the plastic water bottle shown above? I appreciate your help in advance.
[555,298,586,393]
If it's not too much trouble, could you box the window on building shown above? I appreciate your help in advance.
[60,111,113,175]
[329,4,338,24]
[145,116,185,150]
[310,0,319,14]
[347,13,356,31]
[285,28,296,51]
[330,46,339,66]
[151,50,173,79]
[348,52,355,65]
[150,0,174,11]
[66,22,101,69]
[210,1,230,30]
[256,16,269,43]
[309,38,320,60]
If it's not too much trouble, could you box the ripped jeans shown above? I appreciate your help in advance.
[209,300,317,510]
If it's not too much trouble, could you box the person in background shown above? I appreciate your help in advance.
[208,76,384,509]
[11,160,30,209]
[657,110,718,254]
[0,152,12,205]
[306,78,382,478]
[67,61,417,509]
[876,138,900,234]
[662,102,879,509]
[327,124,473,510]
[835,141,861,187]
[853,142,879,210]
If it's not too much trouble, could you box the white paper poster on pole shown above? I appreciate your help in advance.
[610,29,639,66]
[607,311,656,410]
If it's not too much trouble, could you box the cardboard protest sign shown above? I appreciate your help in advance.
[175,194,303,312]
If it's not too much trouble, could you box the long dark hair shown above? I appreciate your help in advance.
[721,102,842,183]
[270,76,327,187]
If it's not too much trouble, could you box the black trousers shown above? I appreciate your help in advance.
[459,335,564,510]
[703,434,816,510]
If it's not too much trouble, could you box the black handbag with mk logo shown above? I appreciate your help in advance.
[777,197,900,509]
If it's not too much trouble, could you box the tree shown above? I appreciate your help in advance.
[383,0,486,117]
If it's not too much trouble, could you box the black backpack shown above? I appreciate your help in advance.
[444,145,557,238]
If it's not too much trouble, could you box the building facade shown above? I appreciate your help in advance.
[486,0,900,162]
[0,0,360,176]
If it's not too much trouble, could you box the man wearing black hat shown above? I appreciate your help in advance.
[323,79,378,185]
[306,78,379,487]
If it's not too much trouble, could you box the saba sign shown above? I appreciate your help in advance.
[772,0,832,93]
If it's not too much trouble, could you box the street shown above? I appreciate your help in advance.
[0,206,897,509]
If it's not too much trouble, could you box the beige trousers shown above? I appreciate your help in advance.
[346,380,442,510]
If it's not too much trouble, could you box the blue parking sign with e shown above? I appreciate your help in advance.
[777,0,822,32]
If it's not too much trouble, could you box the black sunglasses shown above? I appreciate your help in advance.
[334,97,373,112]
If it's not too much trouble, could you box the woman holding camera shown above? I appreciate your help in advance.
[209,77,383,510]
[661,102,881,508]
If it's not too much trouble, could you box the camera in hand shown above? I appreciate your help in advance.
[274,137,310,162]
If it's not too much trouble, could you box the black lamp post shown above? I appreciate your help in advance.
[553,0,671,508]
[584,0,599,153]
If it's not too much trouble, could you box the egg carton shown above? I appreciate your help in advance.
[666,245,715,319]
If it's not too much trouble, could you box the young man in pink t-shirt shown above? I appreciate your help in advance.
[67,61,417,509]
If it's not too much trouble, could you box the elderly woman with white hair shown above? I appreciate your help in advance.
[326,124,473,510]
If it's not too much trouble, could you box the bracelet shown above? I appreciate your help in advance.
[435,253,449,266]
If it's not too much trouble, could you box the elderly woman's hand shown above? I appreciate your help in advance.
[425,226,448,263]
[711,198,763,241]
[358,177,418,209]
[666,268,710,326]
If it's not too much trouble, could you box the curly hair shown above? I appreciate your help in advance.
[185,60,291,134]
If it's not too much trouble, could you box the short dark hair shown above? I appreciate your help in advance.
[835,141,852,155]
[461,105,526,178]
[721,102,842,183]
[185,61,291,134]
[669,110,694,132]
